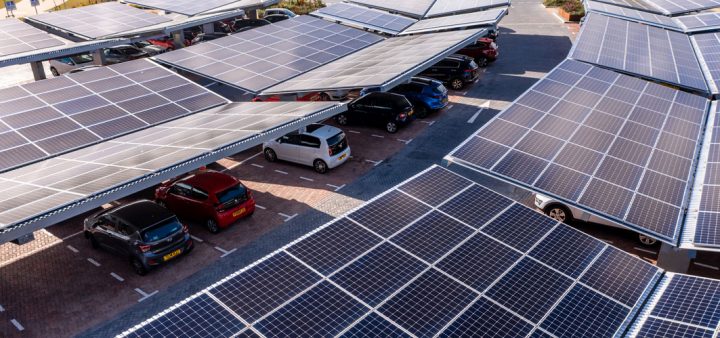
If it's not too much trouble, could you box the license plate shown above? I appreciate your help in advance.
[163,249,181,261]
[339,154,347,160]
[233,208,246,217]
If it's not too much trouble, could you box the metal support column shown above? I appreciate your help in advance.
[30,61,46,80]
[202,23,215,34]
[657,243,694,273]
[172,30,186,49]
[91,49,106,66]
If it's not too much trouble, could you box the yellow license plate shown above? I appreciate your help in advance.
[163,249,181,261]
[339,154,347,160]
[233,208,246,217]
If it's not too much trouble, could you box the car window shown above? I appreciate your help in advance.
[300,135,321,148]
[98,215,117,231]
[69,54,93,64]
[141,219,181,242]
[437,60,458,68]
[170,182,192,197]
[281,133,302,145]
[190,187,208,200]
[217,184,247,205]
[57,57,73,65]
[116,223,132,236]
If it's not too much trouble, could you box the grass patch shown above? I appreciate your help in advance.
[268,0,325,15]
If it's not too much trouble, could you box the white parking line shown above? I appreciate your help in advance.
[222,152,263,172]
[327,183,346,192]
[462,91,468,95]
[447,104,454,110]
[694,262,720,270]
[66,245,79,253]
[633,247,658,255]
[348,130,361,134]
[62,231,83,241]
[87,258,101,267]
[371,134,385,138]
[279,213,298,222]
[0,304,5,312]
[110,272,125,282]
[468,111,481,124]
[190,235,204,243]
[255,204,267,210]
[214,246,237,258]
[420,120,436,126]
[365,159,383,166]
[397,138,413,145]
[274,169,289,175]
[134,288,158,302]
[11,319,24,331]
[300,176,315,182]
[251,163,264,169]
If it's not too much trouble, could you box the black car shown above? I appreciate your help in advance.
[83,200,193,276]
[335,92,414,133]
[418,54,480,90]
[232,18,271,32]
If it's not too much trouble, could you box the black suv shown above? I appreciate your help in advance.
[335,92,414,133]
[83,200,193,276]
[418,54,480,90]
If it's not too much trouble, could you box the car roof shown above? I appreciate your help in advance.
[180,170,239,192]
[410,76,442,86]
[107,200,175,229]
[446,54,473,62]
[303,124,342,138]
[364,91,409,104]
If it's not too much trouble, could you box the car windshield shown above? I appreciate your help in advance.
[217,184,247,204]
[141,218,181,242]
[70,54,93,64]
[469,60,479,69]
[327,132,346,147]
[430,82,447,95]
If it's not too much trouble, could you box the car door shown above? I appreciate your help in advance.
[349,96,373,122]
[276,133,303,163]
[165,183,194,217]
[299,135,322,165]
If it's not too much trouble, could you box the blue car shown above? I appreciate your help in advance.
[390,77,449,118]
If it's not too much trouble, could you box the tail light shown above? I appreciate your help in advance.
[138,244,151,253]
[398,113,407,120]
[329,148,333,156]
[464,69,474,73]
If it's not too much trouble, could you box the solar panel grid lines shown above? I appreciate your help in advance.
[692,32,720,95]
[424,0,511,18]
[124,0,265,16]
[592,0,664,14]
[677,12,720,32]
[312,3,417,35]
[400,7,507,35]
[0,19,65,57]
[26,2,172,40]
[585,1,682,32]
[347,0,437,18]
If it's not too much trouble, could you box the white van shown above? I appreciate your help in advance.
[263,124,350,174]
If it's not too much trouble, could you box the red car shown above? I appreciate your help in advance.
[253,92,327,102]
[457,37,498,67]
[148,37,176,51]
[155,170,255,233]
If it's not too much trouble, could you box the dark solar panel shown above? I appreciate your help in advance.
[348,190,431,237]
[398,166,472,206]
[438,297,533,338]
[390,211,475,263]
[482,204,558,252]
[529,226,605,278]
[650,275,720,328]
[636,317,714,338]
[313,3,417,35]
[341,313,411,338]
[439,184,513,228]
[0,19,64,57]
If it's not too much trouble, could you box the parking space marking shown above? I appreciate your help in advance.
[468,101,490,124]
[462,91,468,95]
[214,246,237,258]
[0,304,5,312]
[190,235,205,243]
[365,159,383,166]
[62,231,83,241]
[251,164,264,169]
[134,288,158,302]
[447,104,454,110]
[110,272,125,282]
[255,204,267,210]
[274,169,289,175]
[66,245,79,253]
[300,176,314,182]
[397,138,413,145]
[633,247,658,255]
[87,258,101,267]
[420,120,436,126]
[348,130,361,134]
[279,213,298,222]
[371,134,385,138]
[222,152,263,172]
[327,183,346,192]
[11,319,24,331]
[694,262,720,270]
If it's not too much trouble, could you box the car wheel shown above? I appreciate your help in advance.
[264,148,277,162]
[131,258,148,276]
[86,232,100,250]
[50,67,60,77]
[544,204,573,224]
[638,234,657,246]
[386,121,398,133]
[314,159,328,174]
[415,104,429,119]
[450,78,465,90]
[336,114,349,126]
[206,219,220,234]
[477,57,489,67]
[319,93,331,101]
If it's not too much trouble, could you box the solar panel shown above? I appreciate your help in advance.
[155,16,383,94]
[0,19,65,57]
[263,29,484,95]
[312,3,417,35]
[571,14,708,92]
[124,0,268,16]
[119,165,664,338]
[585,1,681,31]
[425,0,511,18]
[26,2,171,40]
[446,59,710,245]
[646,0,720,15]
[692,32,720,95]
[347,0,436,18]
[401,7,507,35]
[390,211,475,263]
[0,101,345,242]
[591,0,662,14]
[0,59,226,173]
[347,190,431,237]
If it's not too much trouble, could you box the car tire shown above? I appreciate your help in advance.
[50,67,60,77]
[477,57,489,67]
[450,78,465,90]
[336,114,349,126]
[638,234,657,246]
[386,121,398,133]
[206,219,220,234]
[319,93,331,101]
[131,258,148,276]
[314,159,328,174]
[415,104,429,119]
[264,148,277,162]
[544,204,573,224]
[86,232,100,250]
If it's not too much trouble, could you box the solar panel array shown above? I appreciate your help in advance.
[402,7,506,35]
[155,15,383,93]
[586,1,681,31]
[0,59,226,173]
[120,166,662,338]
[26,2,171,40]
[447,59,709,244]
[646,0,720,15]
[0,19,65,57]
[592,0,661,14]
[348,0,436,18]
[313,3,417,35]
[693,32,720,95]
[123,0,266,16]
[630,273,720,337]
[0,101,344,235]
[264,29,483,94]
[571,14,708,92]
[425,0,511,18]
[677,12,720,32]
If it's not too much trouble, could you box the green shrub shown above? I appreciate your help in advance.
[543,0,567,7]
[562,0,585,15]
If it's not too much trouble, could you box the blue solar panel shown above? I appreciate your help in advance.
[255,282,368,337]
[399,166,472,207]
[390,211,475,263]
[650,275,720,328]
[348,190,431,238]
[486,258,573,322]
[439,297,533,338]
[208,252,321,322]
[529,226,606,278]
[439,185,513,228]
[482,204,558,252]
[540,285,630,338]
[331,243,427,306]
[341,313,411,338]
[235,330,262,338]
[637,317,714,338]
[287,218,382,275]
[378,269,476,338]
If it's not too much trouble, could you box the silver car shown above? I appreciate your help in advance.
[49,54,94,76]
[263,124,350,174]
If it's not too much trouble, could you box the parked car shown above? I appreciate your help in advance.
[264,14,290,23]
[264,8,296,18]
[155,170,255,234]
[487,28,499,41]
[148,36,176,50]
[103,45,149,65]
[263,124,351,174]
[49,54,94,76]
[418,54,480,90]
[132,41,168,56]
[457,37,499,67]
[389,77,448,118]
[83,200,193,276]
[190,32,229,45]
[253,90,348,102]
[233,18,271,32]
[534,193,658,246]
[335,92,414,133]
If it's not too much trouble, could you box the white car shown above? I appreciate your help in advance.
[49,54,94,76]
[534,193,657,246]
[263,124,350,174]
